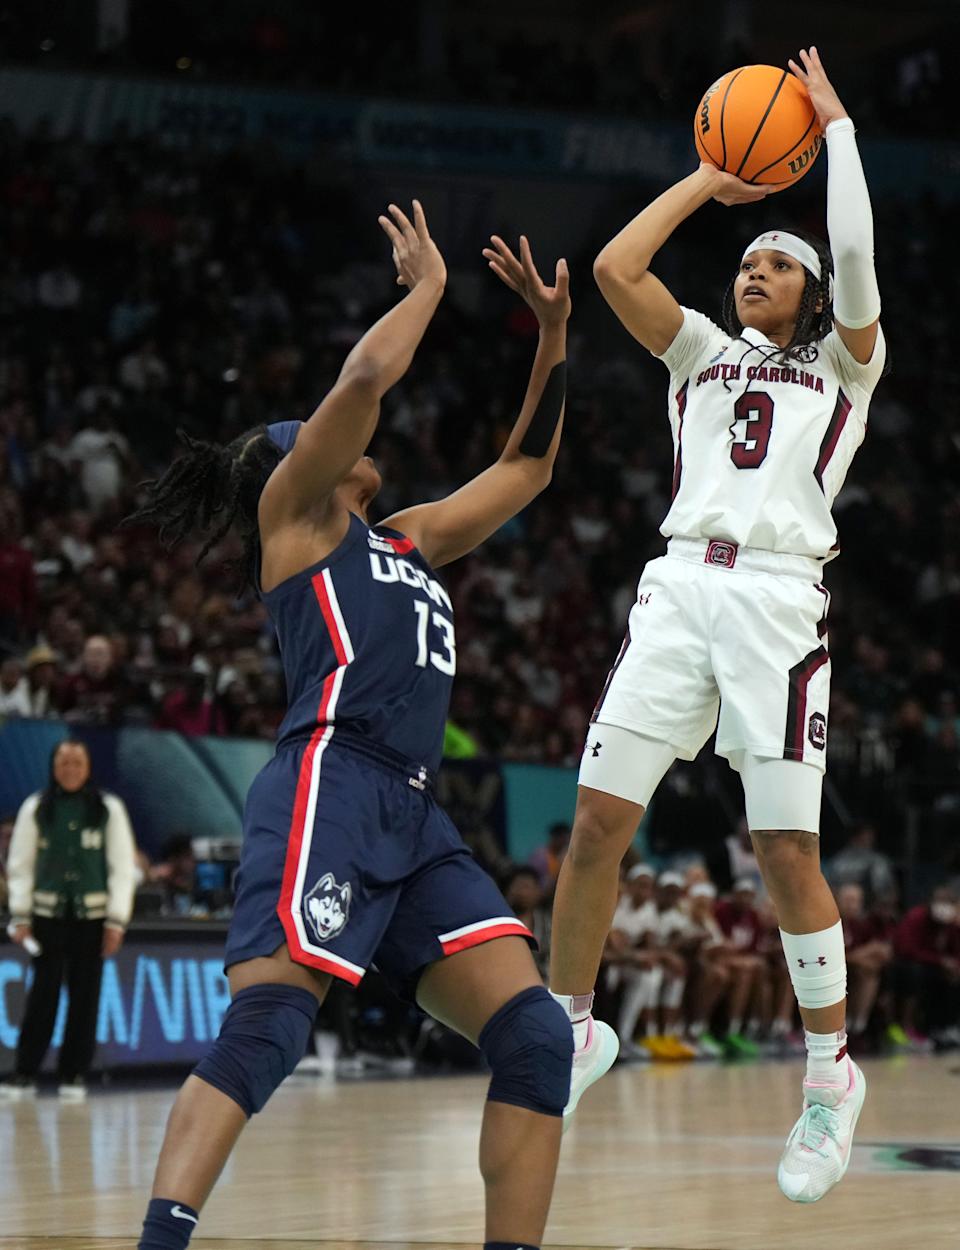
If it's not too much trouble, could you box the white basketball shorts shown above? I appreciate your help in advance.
[589,536,831,774]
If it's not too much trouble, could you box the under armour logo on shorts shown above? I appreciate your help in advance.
[587,741,602,757]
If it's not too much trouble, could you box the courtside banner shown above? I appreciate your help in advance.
[0,938,230,1068]
[0,67,708,182]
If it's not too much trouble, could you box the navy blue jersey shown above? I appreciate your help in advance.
[263,513,455,773]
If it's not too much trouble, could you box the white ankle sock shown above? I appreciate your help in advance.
[728,1016,743,1035]
[549,989,593,1050]
[804,1029,848,1083]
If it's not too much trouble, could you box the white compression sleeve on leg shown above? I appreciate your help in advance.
[826,117,881,330]
[780,921,846,1009]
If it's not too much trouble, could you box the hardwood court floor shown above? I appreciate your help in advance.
[3,1055,959,1250]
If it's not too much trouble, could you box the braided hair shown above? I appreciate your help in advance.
[721,227,834,364]
[124,426,282,584]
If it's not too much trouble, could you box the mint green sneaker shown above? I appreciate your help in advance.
[562,1018,619,1134]
[778,1059,866,1203]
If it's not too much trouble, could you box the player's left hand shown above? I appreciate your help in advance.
[102,925,124,959]
[482,235,571,329]
[788,47,849,130]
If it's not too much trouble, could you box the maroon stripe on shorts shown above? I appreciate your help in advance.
[783,646,829,760]
[814,583,829,638]
[591,627,631,724]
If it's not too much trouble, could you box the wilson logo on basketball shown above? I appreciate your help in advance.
[789,131,824,177]
[699,80,722,134]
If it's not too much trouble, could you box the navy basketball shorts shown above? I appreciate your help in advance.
[225,735,531,999]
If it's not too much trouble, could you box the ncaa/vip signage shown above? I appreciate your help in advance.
[0,943,231,1068]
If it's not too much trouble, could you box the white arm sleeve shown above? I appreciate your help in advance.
[7,794,40,923]
[826,117,881,330]
[104,794,137,929]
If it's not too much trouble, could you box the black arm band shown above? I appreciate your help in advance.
[519,361,566,458]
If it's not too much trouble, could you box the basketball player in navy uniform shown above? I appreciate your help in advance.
[551,50,884,1202]
[133,202,572,1250]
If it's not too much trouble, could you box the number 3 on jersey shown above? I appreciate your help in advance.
[413,601,456,675]
[730,391,774,469]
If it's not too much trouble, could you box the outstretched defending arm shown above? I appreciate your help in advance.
[788,47,880,364]
[384,236,570,569]
[259,201,445,530]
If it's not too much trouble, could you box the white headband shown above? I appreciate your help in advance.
[742,231,822,281]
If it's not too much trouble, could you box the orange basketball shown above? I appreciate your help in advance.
[694,64,822,187]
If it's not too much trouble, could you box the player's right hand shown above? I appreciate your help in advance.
[482,235,571,329]
[378,200,447,292]
[10,924,31,947]
[698,163,778,205]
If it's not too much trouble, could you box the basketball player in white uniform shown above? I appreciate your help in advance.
[550,49,884,1203]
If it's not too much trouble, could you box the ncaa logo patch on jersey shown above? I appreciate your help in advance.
[808,711,827,751]
[304,873,352,943]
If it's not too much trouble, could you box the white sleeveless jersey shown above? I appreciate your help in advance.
[655,309,886,560]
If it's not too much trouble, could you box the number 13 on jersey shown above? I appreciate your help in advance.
[413,601,456,675]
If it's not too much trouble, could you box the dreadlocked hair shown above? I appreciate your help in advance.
[721,227,834,365]
[124,425,282,585]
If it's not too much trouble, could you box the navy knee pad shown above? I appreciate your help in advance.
[478,985,573,1118]
[193,983,318,1118]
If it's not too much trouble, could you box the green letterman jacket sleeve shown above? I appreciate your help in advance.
[7,793,41,926]
[103,793,137,931]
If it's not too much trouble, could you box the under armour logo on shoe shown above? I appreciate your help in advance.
[797,956,827,968]
[170,1205,198,1224]
[588,741,602,757]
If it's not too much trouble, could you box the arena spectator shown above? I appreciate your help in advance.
[0,739,136,1100]
[0,497,38,645]
[680,882,728,1057]
[526,821,570,895]
[58,635,128,725]
[837,882,894,1038]
[501,865,551,976]
[604,864,660,1058]
[715,879,768,1054]
[824,821,896,904]
[149,834,197,916]
[893,886,960,1045]
[640,872,695,1060]
[156,673,226,737]
[0,657,30,717]
[69,407,131,514]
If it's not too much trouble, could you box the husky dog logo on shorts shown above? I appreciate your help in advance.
[304,873,352,942]
[808,711,827,750]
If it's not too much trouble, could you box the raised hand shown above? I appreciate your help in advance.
[788,46,848,130]
[699,163,777,205]
[482,235,571,329]
[378,200,447,292]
